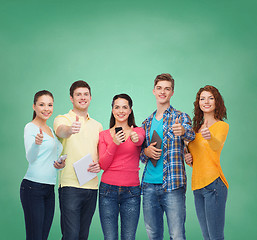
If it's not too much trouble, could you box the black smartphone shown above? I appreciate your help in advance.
[115,127,123,133]
[115,127,125,142]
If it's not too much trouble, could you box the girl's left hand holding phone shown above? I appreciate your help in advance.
[54,160,66,169]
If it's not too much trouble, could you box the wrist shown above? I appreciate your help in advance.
[69,126,74,135]
[182,128,185,136]
[113,139,120,145]
[144,148,149,157]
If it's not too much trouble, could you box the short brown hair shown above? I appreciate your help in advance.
[154,73,174,90]
[70,80,91,97]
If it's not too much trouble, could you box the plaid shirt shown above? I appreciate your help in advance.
[140,105,195,192]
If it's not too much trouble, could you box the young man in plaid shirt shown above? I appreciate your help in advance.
[140,73,195,240]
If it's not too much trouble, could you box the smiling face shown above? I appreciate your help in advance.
[70,87,91,111]
[153,80,174,105]
[199,91,216,114]
[33,95,53,121]
[112,98,132,124]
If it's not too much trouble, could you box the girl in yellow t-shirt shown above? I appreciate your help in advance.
[185,85,229,240]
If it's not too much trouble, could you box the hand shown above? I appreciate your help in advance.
[113,129,125,145]
[88,162,101,173]
[144,142,162,160]
[172,117,185,136]
[130,126,139,143]
[184,153,193,166]
[35,128,43,145]
[70,115,81,134]
[54,160,66,169]
[201,119,211,140]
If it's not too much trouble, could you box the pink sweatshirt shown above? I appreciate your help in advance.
[99,127,145,186]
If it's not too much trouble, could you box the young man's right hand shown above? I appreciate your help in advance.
[184,153,193,166]
[144,142,162,160]
[70,115,81,134]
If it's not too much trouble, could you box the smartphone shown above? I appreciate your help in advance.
[115,127,125,142]
[57,154,67,164]
[115,127,123,133]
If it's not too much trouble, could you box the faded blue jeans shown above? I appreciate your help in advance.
[99,182,141,240]
[193,177,228,240]
[142,183,186,240]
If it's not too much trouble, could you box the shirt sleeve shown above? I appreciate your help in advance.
[99,123,103,132]
[24,124,40,163]
[139,121,150,164]
[207,122,229,151]
[98,131,119,170]
[133,127,146,146]
[53,115,71,132]
[180,113,195,142]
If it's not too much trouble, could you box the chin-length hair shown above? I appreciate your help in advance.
[193,85,227,132]
[109,93,137,128]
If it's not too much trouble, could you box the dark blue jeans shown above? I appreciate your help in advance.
[58,186,97,240]
[20,179,55,240]
[99,182,141,240]
[193,177,228,240]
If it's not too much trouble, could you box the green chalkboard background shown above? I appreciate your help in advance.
[1,0,256,239]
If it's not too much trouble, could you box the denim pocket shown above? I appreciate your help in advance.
[203,179,217,192]
[21,179,43,190]
[204,177,226,192]
[99,183,111,196]
[142,182,149,190]
[128,186,141,197]
[216,177,226,188]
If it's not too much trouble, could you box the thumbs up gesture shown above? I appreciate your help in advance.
[172,117,185,136]
[35,127,43,145]
[71,115,81,134]
[130,125,139,143]
[200,119,211,140]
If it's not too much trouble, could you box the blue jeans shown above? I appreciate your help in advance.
[193,177,228,240]
[142,183,186,240]
[99,182,141,240]
[20,179,55,240]
[59,187,97,240]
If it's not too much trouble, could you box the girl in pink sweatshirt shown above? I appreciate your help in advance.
[98,93,145,240]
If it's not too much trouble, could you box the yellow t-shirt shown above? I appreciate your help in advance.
[53,110,103,189]
[188,121,229,191]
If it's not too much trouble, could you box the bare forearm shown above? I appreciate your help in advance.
[56,125,72,139]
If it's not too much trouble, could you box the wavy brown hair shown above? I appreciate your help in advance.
[192,85,227,132]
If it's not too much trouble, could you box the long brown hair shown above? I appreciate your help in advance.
[109,94,137,128]
[192,85,227,132]
[32,90,54,120]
